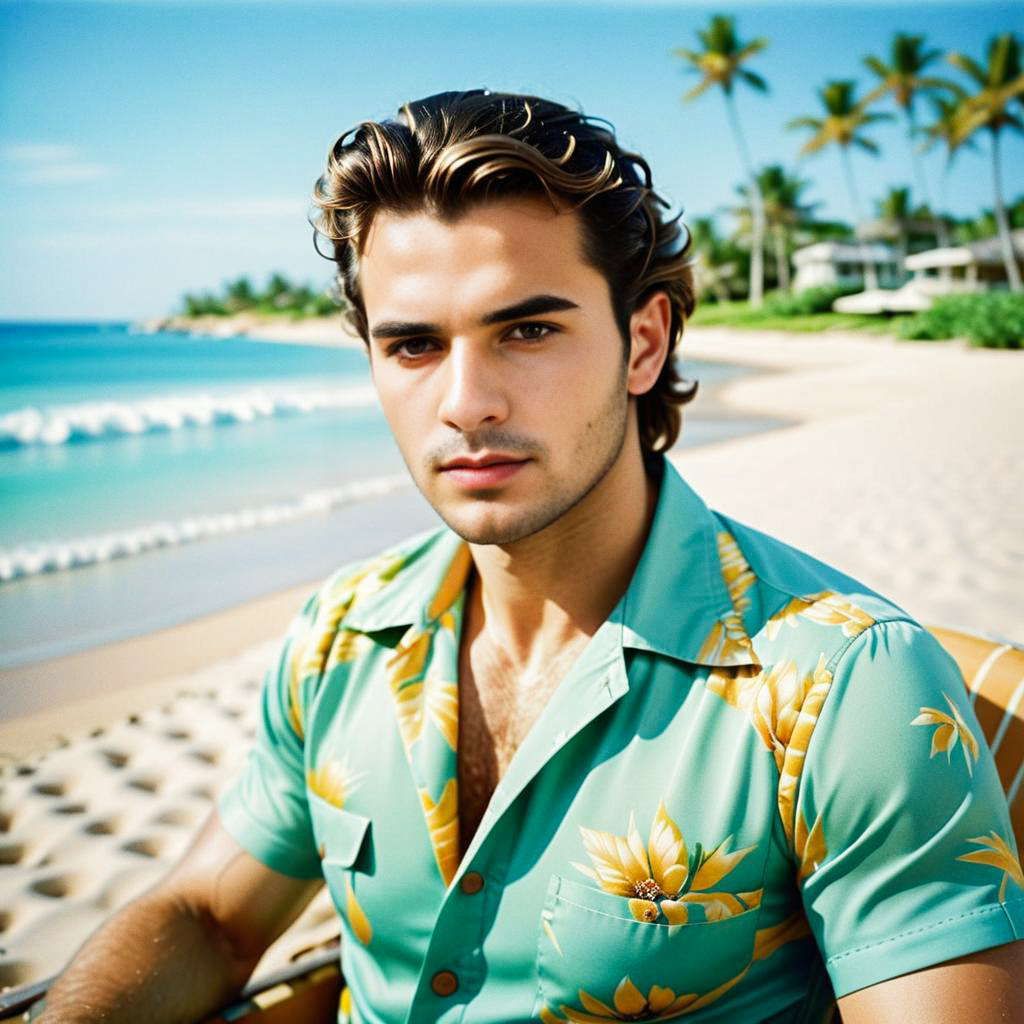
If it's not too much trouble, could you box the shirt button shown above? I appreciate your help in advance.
[460,871,485,895]
[431,970,458,997]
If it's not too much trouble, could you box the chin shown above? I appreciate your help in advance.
[436,507,542,547]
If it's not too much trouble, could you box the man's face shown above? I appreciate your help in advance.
[359,197,639,546]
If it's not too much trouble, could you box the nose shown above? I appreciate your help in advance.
[437,341,509,433]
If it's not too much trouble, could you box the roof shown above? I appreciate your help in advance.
[906,229,1024,271]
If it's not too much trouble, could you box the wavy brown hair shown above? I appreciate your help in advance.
[312,90,697,453]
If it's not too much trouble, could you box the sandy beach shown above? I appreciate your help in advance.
[2,325,1022,997]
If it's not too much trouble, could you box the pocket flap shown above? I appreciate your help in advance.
[309,793,371,869]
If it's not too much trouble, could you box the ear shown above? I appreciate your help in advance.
[626,290,672,397]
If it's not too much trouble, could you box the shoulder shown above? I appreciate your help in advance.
[711,510,938,670]
[272,526,455,736]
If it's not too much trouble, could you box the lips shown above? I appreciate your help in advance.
[438,453,529,488]
[441,454,524,470]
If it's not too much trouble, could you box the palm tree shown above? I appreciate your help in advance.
[754,165,817,292]
[863,33,956,246]
[918,94,976,262]
[788,80,895,289]
[875,185,914,266]
[687,215,739,303]
[673,15,769,307]
[948,32,1024,291]
[224,276,256,312]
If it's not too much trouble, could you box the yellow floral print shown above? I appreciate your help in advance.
[716,531,755,617]
[793,805,827,883]
[574,802,760,924]
[707,653,834,846]
[751,912,811,961]
[795,592,875,638]
[421,778,460,887]
[344,875,373,946]
[385,545,470,887]
[426,678,459,750]
[957,831,1024,902]
[307,753,366,809]
[763,592,875,643]
[696,530,760,669]
[698,610,757,668]
[285,552,406,738]
[562,976,699,1022]
[911,693,981,776]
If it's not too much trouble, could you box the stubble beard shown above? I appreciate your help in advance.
[410,369,631,547]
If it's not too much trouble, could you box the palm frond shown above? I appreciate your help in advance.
[671,47,701,65]
[683,78,715,103]
[863,55,890,79]
[740,69,768,93]
[736,38,769,62]
[948,52,988,87]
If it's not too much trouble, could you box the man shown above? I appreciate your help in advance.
[43,90,1022,1023]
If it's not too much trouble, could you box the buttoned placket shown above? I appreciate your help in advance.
[403,620,631,1024]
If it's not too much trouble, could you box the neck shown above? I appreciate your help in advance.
[466,441,658,670]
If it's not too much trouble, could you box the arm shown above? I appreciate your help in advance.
[838,941,1024,1023]
[39,809,322,1024]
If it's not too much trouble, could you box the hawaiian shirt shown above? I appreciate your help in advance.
[218,459,1024,1024]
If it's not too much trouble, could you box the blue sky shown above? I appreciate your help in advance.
[1,0,1021,320]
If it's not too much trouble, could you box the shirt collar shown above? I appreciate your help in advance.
[343,459,757,670]
[613,459,758,668]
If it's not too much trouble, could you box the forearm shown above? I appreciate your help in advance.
[38,891,255,1024]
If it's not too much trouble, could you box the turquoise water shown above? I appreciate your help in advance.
[0,323,777,667]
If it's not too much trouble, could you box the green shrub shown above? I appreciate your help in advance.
[763,285,858,316]
[898,293,1024,349]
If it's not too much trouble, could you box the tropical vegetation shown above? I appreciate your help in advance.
[181,273,341,318]
[674,17,1023,347]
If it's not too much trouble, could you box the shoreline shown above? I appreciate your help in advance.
[138,312,365,348]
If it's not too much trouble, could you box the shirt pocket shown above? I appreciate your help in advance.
[535,875,760,1020]
[308,792,373,929]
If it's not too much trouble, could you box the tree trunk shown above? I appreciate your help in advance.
[840,146,879,290]
[772,224,791,291]
[724,94,765,307]
[991,130,1022,292]
[905,107,948,250]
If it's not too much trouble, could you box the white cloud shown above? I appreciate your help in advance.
[1,142,114,184]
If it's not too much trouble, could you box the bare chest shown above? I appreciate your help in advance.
[456,643,573,855]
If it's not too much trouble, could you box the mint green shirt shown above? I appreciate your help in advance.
[218,460,1024,1023]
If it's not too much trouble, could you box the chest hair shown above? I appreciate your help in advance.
[456,633,588,855]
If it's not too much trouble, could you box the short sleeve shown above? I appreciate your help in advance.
[795,618,1024,996]
[217,589,324,880]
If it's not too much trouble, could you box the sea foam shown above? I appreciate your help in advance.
[0,384,378,449]
[0,474,411,583]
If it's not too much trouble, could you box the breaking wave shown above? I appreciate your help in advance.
[0,474,411,583]
[0,384,378,449]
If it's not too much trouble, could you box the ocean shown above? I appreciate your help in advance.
[0,323,781,668]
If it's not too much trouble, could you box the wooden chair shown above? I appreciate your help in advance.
[929,626,1024,853]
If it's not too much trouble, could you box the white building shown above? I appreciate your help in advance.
[792,241,903,292]
[832,229,1024,314]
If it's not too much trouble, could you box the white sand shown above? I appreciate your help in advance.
[2,327,1022,997]
[674,327,1023,641]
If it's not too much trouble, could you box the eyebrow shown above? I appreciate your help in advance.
[369,293,580,341]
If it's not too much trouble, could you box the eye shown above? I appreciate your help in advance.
[386,337,440,361]
[507,322,556,342]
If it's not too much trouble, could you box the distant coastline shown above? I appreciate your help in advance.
[138,312,364,349]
